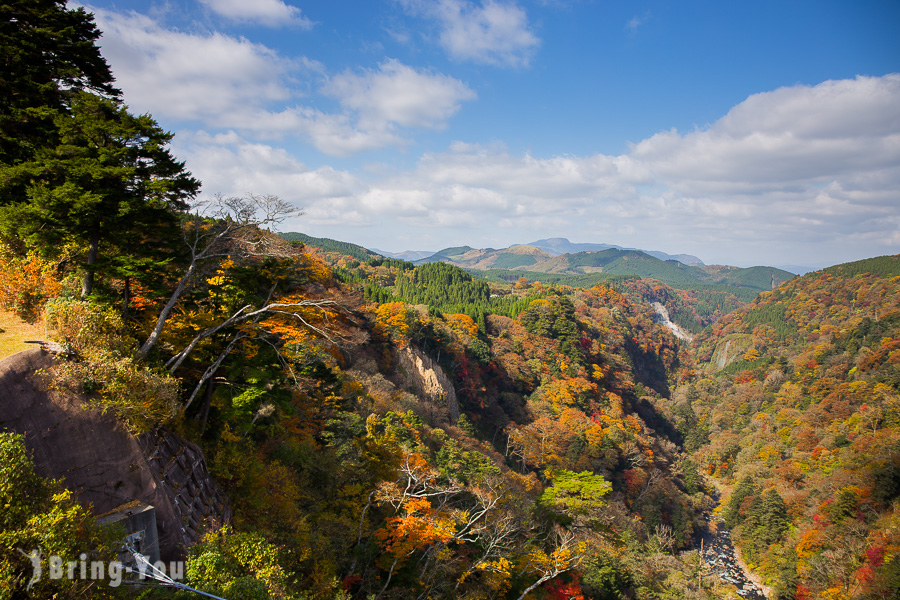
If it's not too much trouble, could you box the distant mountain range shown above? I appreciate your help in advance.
[369,248,435,262]
[282,232,798,297]
[374,238,706,267]
[413,244,795,296]
[526,238,706,266]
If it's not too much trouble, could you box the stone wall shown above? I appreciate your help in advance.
[0,349,230,560]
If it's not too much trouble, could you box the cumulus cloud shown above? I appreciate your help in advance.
[173,131,367,227]
[324,59,477,130]
[398,0,540,67]
[630,74,900,196]
[89,8,473,156]
[198,0,313,28]
[90,8,296,121]
[330,75,900,265]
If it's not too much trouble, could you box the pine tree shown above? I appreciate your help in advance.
[0,0,118,174]
[0,92,199,296]
[724,476,759,528]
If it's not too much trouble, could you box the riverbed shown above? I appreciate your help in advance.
[697,515,767,599]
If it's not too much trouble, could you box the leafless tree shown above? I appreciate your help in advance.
[136,193,299,360]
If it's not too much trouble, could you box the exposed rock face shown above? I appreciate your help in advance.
[0,349,229,560]
[711,334,752,371]
[651,302,693,342]
[715,340,733,370]
[396,346,460,424]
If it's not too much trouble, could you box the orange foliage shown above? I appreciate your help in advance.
[375,496,457,568]
[0,253,62,320]
[735,370,756,384]
[796,528,825,558]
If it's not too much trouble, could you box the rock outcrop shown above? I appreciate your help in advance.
[651,302,693,342]
[396,346,460,425]
[0,348,229,560]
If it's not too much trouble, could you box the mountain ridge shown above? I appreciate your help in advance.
[415,245,795,297]
[527,237,706,266]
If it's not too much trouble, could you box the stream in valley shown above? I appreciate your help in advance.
[698,518,767,599]
[695,491,768,599]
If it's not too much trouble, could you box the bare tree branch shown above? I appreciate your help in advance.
[136,193,301,360]
[165,299,340,374]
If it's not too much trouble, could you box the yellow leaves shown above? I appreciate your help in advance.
[591,364,604,380]
[585,424,604,449]
[470,556,513,595]
[295,251,333,286]
[744,347,761,361]
[445,313,479,337]
[475,556,512,575]
[606,392,624,419]
[374,302,413,349]
[821,588,848,600]
[757,444,781,466]
[206,257,235,294]
[221,424,241,444]
[528,298,551,310]
[518,540,585,574]
[871,381,893,396]
[540,377,597,413]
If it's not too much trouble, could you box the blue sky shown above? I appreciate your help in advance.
[79,0,900,268]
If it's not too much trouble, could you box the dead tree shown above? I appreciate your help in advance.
[136,193,299,360]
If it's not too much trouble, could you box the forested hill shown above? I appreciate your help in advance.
[279,231,381,262]
[415,243,795,301]
[667,253,900,598]
[0,6,732,596]
[294,230,795,334]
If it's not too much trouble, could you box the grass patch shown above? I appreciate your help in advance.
[0,310,46,361]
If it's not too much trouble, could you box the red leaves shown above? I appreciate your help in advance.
[546,575,586,600]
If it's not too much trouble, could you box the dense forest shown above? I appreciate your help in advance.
[0,3,898,600]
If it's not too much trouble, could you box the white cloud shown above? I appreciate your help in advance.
[327,75,900,265]
[398,0,540,67]
[89,9,472,156]
[197,0,313,28]
[91,9,296,121]
[630,74,900,195]
[173,132,368,228]
[325,59,476,130]
[626,11,650,34]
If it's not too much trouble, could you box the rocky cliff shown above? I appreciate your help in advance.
[396,346,460,425]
